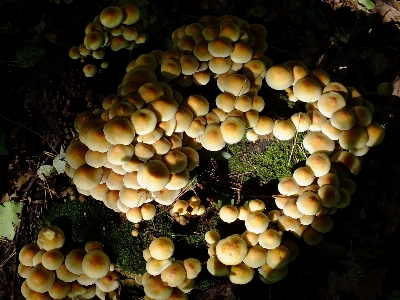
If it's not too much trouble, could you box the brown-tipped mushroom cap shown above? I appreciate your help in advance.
[265,65,294,90]
[41,249,64,270]
[82,249,110,279]
[216,235,248,265]
[37,226,65,251]
[26,265,55,293]
[293,77,322,102]
[149,237,175,260]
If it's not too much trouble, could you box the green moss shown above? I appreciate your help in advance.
[227,133,307,187]
[41,199,174,275]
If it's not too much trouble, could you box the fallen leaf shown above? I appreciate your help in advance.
[14,170,35,190]
[0,201,21,240]
[376,0,400,23]
[392,76,400,97]
[37,165,57,182]
[1,193,9,204]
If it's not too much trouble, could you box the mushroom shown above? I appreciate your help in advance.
[149,237,175,260]
[26,265,55,293]
[36,226,65,251]
[82,249,110,279]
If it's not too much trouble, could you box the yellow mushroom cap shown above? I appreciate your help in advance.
[216,92,236,113]
[55,263,79,283]
[180,55,200,76]
[96,271,120,292]
[278,176,300,196]
[149,237,175,260]
[83,64,98,78]
[147,97,179,122]
[100,6,124,28]
[219,205,239,223]
[306,152,331,177]
[323,81,348,100]
[229,262,254,284]
[290,112,311,132]
[266,245,291,270]
[144,275,173,300]
[130,108,157,135]
[19,243,40,267]
[73,164,103,190]
[126,207,143,223]
[317,91,346,118]
[103,116,135,145]
[160,262,187,287]
[339,126,369,150]
[243,245,267,268]
[296,191,322,215]
[182,258,201,280]
[121,4,140,25]
[258,229,282,250]
[307,109,328,131]
[137,160,170,191]
[137,82,164,103]
[302,131,335,155]
[216,235,248,265]
[223,73,250,96]
[330,151,362,175]
[49,280,71,299]
[330,108,357,130]
[321,119,342,140]
[318,185,340,208]
[146,258,173,276]
[365,122,385,147]
[205,229,221,244]
[248,199,265,212]
[253,116,274,135]
[26,265,55,293]
[293,166,314,186]
[41,249,64,270]
[272,120,296,140]
[206,256,229,276]
[302,227,324,245]
[340,178,356,195]
[140,203,157,220]
[161,58,182,79]
[230,42,253,63]
[220,117,246,144]
[265,65,294,90]
[82,249,110,279]
[292,77,322,102]
[37,226,65,251]
[258,263,289,284]
[182,94,209,118]
[65,249,86,275]
[84,31,104,51]
[208,37,233,58]
[245,212,269,234]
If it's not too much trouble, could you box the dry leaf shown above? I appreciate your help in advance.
[392,76,400,97]
[15,170,35,190]
[1,193,9,204]
[376,0,400,23]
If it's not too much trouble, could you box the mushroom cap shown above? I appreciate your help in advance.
[152,188,181,206]
[82,249,110,279]
[258,263,288,284]
[85,150,108,168]
[146,258,173,276]
[206,256,229,276]
[96,271,120,293]
[321,119,342,140]
[352,106,373,127]
[317,172,340,188]
[330,108,357,130]
[223,73,250,96]
[293,166,314,186]
[200,124,226,151]
[229,262,255,284]
[205,230,221,244]
[144,275,173,300]
[273,120,296,141]
[162,150,188,174]
[19,243,40,267]
[37,226,65,251]
[296,191,322,215]
[149,237,175,260]
[230,42,253,63]
[180,55,200,76]
[253,116,274,135]
[41,249,64,270]
[161,58,182,79]
[216,92,236,113]
[336,188,352,209]
[65,140,89,169]
[84,31,104,51]
[219,205,239,223]
[318,185,341,208]
[83,64,98,77]
[137,82,164,103]
[26,290,53,300]
[183,258,202,280]
[245,212,269,234]
[107,144,135,165]
[283,198,304,219]
[103,116,136,145]
[137,160,170,191]
[136,54,157,71]
[266,245,291,270]
[208,37,233,57]
[338,126,369,150]
[26,265,55,293]
[317,91,346,118]
[303,131,335,155]
[291,112,311,132]
[258,229,282,250]
[130,109,157,135]
[161,262,187,287]
[365,122,385,147]
[216,235,248,265]
[183,94,210,117]
[339,178,356,195]
[323,82,348,99]
[55,263,79,282]
[65,249,86,275]
[100,6,124,28]
[179,147,199,171]
[307,109,328,131]
[220,117,246,144]
[293,77,322,102]
[243,245,267,268]
[48,280,71,299]
[265,65,294,90]
[311,214,334,233]
[73,164,103,190]
[330,151,362,175]
[140,203,157,220]
[278,176,300,196]
[302,227,324,245]
[121,4,140,25]
[126,207,143,223]
[248,199,265,212]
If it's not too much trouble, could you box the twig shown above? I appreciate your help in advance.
[0,113,58,154]
[11,145,58,300]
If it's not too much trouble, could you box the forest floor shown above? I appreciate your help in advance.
[1,0,400,299]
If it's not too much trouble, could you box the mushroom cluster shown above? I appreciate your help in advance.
[208,200,299,284]
[170,196,206,225]
[138,237,202,299]
[18,226,119,299]
[69,4,149,77]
